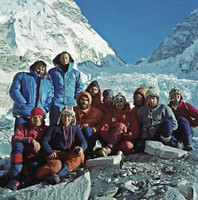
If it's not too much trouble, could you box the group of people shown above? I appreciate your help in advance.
[0,50,197,191]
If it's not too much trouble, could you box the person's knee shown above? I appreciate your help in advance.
[82,126,94,137]
[64,153,84,171]
[12,142,24,154]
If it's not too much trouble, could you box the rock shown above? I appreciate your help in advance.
[98,186,119,198]
[86,155,122,167]
[0,172,91,200]
[162,186,186,200]
[144,141,187,159]
[121,180,139,193]
[143,188,155,198]
[187,186,197,200]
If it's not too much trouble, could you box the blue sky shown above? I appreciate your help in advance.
[74,0,198,64]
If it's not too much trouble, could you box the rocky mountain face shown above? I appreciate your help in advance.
[0,0,125,74]
[148,9,198,73]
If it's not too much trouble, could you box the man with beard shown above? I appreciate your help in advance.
[131,87,147,115]
[98,92,139,157]
[85,80,103,108]
[74,92,104,158]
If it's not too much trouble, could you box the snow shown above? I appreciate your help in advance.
[0,0,198,198]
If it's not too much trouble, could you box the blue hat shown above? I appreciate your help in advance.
[87,80,100,90]
[103,89,114,99]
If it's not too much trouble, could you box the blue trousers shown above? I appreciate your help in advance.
[81,126,96,152]
[172,116,194,147]
[10,142,40,181]
[134,119,173,153]
[49,104,62,126]
[14,117,29,131]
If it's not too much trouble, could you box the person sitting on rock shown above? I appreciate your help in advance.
[85,80,103,108]
[98,92,139,157]
[9,60,53,131]
[74,91,104,159]
[36,106,87,185]
[131,87,147,115]
[0,107,47,190]
[168,86,198,151]
[134,86,178,153]
[97,89,114,115]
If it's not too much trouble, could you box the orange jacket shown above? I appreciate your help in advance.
[74,91,104,133]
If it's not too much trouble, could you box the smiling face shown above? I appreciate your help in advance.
[31,115,44,127]
[89,86,99,98]
[59,53,70,66]
[171,93,181,105]
[61,114,73,126]
[34,64,45,77]
[104,97,113,106]
[147,96,158,108]
[114,100,125,110]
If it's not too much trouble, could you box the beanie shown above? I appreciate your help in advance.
[30,107,45,119]
[145,86,160,99]
[57,106,76,125]
[87,80,100,90]
[113,92,127,105]
[169,86,183,100]
[103,89,114,99]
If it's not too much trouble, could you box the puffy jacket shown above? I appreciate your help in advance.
[85,87,103,108]
[100,103,139,142]
[74,92,104,133]
[9,65,53,118]
[41,125,88,156]
[168,100,198,128]
[49,56,84,109]
[138,104,178,140]
[11,122,47,158]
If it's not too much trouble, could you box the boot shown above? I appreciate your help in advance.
[183,134,194,151]
[44,174,60,185]
[7,180,20,190]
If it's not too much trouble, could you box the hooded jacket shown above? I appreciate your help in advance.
[74,92,104,133]
[138,104,178,140]
[85,87,103,108]
[100,103,139,142]
[49,55,84,108]
[9,65,53,118]
[168,100,198,128]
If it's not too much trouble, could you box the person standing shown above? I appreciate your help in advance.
[9,61,53,130]
[49,51,84,125]
[85,80,103,108]
[168,86,198,151]
[135,87,178,152]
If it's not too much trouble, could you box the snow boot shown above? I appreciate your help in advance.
[7,180,20,190]
[44,174,60,185]
[183,134,194,151]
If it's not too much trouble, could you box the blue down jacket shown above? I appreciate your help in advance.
[9,65,53,118]
[48,58,84,109]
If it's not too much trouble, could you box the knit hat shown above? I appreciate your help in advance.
[87,80,100,90]
[30,107,44,119]
[103,89,114,99]
[169,86,183,100]
[58,106,76,125]
[145,86,160,99]
[113,92,127,105]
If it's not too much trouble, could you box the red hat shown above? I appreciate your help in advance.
[30,107,44,119]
